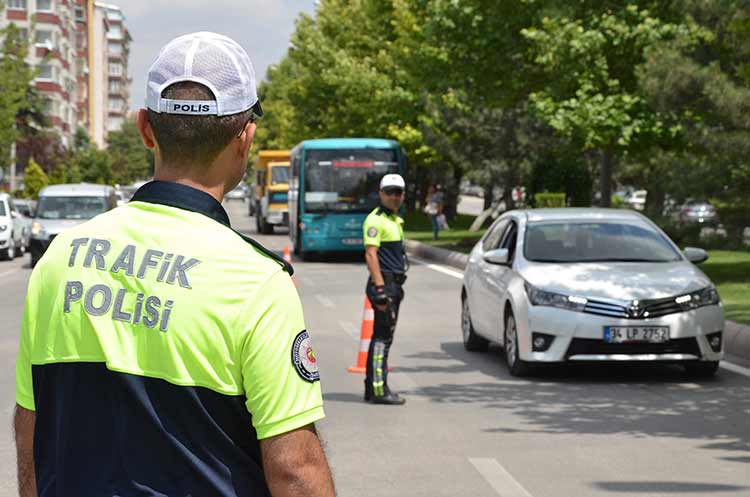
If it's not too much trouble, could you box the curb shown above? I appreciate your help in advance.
[405,239,468,271]
[407,238,750,365]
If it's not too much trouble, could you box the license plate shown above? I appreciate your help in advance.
[604,326,670,343]
[342,238,363,245]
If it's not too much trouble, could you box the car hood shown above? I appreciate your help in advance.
[520,261,712,301]
[37,218,89,236]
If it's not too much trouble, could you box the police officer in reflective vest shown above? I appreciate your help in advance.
[14,32,335,497]
[363,174,408,405]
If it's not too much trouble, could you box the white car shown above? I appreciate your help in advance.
[0,193,29,260]
[461,208,724,378]
[626,190,647,211]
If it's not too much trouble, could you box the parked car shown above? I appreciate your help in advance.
[625,190,647,211]
[0,193,29,260]
[224,183,247,201]
[461,208,723,378]
[30,184,117,267]
[678,200,718,225]
[13,199,36,218]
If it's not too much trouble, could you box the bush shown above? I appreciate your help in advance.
[23,159,48,200]
[534,192,566,208]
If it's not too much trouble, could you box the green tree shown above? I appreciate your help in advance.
[0,21,37,176]
[521,6,708,206]
[73,148,113,185]
[107,119,153,184]
[23,159,48,199]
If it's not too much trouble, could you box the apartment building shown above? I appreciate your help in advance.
[4,0,79,146]
[1,0,131,150]
[100,3,130,134]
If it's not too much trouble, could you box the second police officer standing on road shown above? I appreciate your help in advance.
[14,32,335,497]
[363,174,408,405]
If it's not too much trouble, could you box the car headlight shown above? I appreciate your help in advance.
[0,224,7,232]
[524,282,588,312]
[31,222,43,236]
[675,287,720,310]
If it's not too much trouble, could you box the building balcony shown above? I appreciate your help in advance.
[6,9,28,21]
[34,12,62,26]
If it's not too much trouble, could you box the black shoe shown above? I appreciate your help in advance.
[369,392,406,405]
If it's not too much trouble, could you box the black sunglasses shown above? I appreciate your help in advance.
[382,187,405,196]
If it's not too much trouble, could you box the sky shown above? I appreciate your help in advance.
[119,0,317,111]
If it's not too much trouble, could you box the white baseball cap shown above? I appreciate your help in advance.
[146,32,263,118]
[380,174,406,190]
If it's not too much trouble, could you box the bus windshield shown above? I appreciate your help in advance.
[304,149,399,213]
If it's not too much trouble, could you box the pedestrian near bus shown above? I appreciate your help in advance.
[362,174,408,405]
[425,184,445,240]
[14,32,335,497]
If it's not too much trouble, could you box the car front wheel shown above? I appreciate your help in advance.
[461,296,488,352]
[504,311,532,377]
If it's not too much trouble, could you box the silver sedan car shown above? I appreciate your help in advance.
[461,209,724,377]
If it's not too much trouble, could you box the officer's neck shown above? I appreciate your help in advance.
[154,165,230,204]
[379,203,396,216]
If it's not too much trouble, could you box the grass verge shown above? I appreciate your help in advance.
[701,251,750,326]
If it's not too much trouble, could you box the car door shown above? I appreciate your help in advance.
[469,217,510,336]
[483,221,520,342]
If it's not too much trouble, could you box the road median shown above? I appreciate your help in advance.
[406,238,750,366]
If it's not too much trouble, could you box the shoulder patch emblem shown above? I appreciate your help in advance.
[292,330,320,383]
[367,227,378,238]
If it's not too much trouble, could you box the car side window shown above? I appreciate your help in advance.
[500,221,519,262]
[482,218,510,252]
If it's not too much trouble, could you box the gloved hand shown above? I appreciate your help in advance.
[372,285,389,309]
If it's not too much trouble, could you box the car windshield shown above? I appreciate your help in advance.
[271,166,290,185]
[16,205,32,217]
[304,149,399,213]
[37,196,109,220]
[525,222,681,263]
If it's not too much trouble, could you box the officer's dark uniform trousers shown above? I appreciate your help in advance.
[365,273,405,397]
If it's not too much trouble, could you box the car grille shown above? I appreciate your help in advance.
[584,296,684,320]
[565,337,701,358]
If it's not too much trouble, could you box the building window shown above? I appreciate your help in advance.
[108,24,121,37]
[36,0,53,12]
[108,42,122,55]
[8,0,27,9]
[19,28,29,41]
[74,6,84,21]
[108,98,122,111]
[109,63,122,76]
[108,80,121,93]
[35,29,54,45]
[37,63,54,80]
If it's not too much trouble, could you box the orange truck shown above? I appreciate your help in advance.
[251,150,291,234]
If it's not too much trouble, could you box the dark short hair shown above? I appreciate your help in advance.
[147,82,252,167]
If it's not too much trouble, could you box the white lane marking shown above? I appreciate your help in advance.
[0,268,21,279]
[469,458,534,497]
[315,295,335,309]
[298,276,316,287]
[410,256,463,279]
[720,361,750,378]
[411,257,750,379]
[338,320,360,341]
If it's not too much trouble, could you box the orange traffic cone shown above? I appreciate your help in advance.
[283,245,298,288]
[347,296,375,373]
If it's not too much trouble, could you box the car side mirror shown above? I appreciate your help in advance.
[484,248,510,265]
[684,247,708,264]
[11,211,17,219]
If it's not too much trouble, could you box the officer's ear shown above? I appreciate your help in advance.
[136,109,157,150]
[237,121,256,160]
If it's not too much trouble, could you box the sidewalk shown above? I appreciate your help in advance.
[406,239,750,366]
